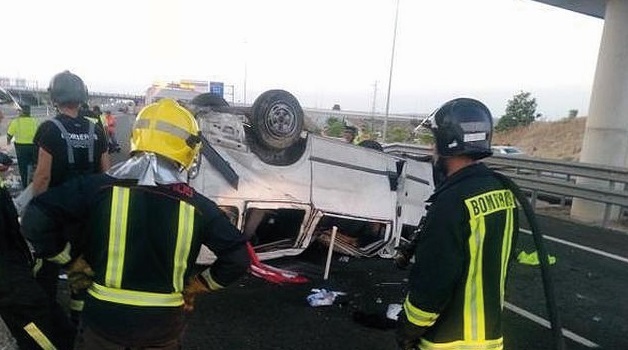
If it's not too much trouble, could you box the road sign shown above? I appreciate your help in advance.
[210,81,224,97]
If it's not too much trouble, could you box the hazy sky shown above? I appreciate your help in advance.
[2,0,603,119]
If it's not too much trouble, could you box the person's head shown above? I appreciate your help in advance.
[19,104,31,116]
[425,98,493,179]
[48,70,88,113]
[79,103,92,117]
[104,110,112,116]
[343,125,358,143]
[131,98,201,169]
[92,105,102,115]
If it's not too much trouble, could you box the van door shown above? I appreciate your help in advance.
[243,201,312,260]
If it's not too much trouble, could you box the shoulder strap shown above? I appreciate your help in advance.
[87,120,95,163]
[49,118,96,164]
[49,118,76,164]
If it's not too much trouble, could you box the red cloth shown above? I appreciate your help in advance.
[246,242,309,284]
[105,114,116,134]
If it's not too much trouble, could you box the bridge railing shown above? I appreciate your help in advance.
[383,143,628,227]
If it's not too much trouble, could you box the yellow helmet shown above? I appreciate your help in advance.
[131,99,201,169]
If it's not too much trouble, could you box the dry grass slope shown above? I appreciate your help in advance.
[492,117,587,161]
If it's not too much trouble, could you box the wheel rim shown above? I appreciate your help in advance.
[265,102,297,138]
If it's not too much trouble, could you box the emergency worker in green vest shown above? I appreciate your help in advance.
[22,98,251,349]
[7,104,39,187]
[396,98,518,350]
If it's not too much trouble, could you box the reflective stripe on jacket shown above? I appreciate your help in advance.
[86,186,195,307]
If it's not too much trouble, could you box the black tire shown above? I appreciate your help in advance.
[245,126,307,166]
[250,90,304,150]
[190,93,230,108]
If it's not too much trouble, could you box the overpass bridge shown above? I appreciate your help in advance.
[532,0,628,224]
[0,84,144,107]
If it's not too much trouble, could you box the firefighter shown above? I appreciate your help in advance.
[0,152,61,349]
[31,70,111,339]
[396,98,518,350]
[6,104,39,188]
[22,98,251,349]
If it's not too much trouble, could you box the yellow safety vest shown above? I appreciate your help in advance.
[7,116,39,144]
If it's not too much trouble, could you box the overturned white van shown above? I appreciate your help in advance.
[187,90,433,261]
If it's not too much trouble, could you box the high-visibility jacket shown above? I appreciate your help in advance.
[7,115,39,144]
[403,163,518,350]
[22,174,250,346]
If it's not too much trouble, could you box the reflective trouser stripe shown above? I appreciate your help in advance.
[105,187,130,288]
[464,216,486,341]
[173,201,195,292]
[419,337,503,350]
[88,283,184,307]
[23,322,57,350]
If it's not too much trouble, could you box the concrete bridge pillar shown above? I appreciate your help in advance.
[571,0,628,223]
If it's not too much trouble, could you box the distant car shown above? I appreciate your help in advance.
[492,145,524,155]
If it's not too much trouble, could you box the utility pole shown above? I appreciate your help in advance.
[243,39,248,105]
[383,0,400,143]
[370,81,378,133]
[243,60,248,105]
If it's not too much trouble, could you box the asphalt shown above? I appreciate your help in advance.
[2,112,628,349]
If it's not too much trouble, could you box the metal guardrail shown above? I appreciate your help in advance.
[383,143,628,227]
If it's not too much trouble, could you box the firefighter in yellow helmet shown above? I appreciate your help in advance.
[22,98,251,349]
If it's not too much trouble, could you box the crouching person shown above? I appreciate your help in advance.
[22,99,251,349]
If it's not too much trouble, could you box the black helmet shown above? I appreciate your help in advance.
[48,70,88,105]
[429,98,493,160]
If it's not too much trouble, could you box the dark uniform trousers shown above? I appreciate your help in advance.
[14,143,37,187]
[75,326,181,350]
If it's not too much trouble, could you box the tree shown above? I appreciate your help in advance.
[496,91,538,132]
[388,126,412,143]
[325,117,345,137]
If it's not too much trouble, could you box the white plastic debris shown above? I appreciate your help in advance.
[306,289,347,307]
[386,303,403,321]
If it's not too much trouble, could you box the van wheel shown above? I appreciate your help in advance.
[190,93,230,108]
[245,127,307,166]
[250,90,304,150]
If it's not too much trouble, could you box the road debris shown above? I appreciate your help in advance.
[306,289,347,307]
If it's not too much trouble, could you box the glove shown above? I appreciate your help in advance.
[182,275,210,312]
[396,311,427,350]
[66,256,94,293]
[47,242,72,265]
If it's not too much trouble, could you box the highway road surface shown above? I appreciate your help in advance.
[1,112,626,349]
[108,112,627,350]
